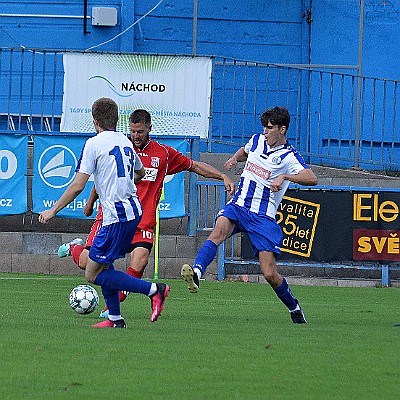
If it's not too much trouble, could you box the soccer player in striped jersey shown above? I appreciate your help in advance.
[58,109,235,318]
[39,98,169,328]
[181,106,318,323]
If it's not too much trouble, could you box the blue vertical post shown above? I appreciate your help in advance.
[218,241,226,281]
[381,264,390,287]
[217,184,227,280]
[188,137,200,236]
[120,2,135,52]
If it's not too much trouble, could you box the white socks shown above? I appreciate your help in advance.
[148,283,157,296]
[194,268,202,281]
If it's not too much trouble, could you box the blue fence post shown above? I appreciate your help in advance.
[218,241,226,281]
[188,137,200,237]
[217,184,227,280]
[381,264,390,287]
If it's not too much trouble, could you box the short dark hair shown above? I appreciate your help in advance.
[129,109,151,125]
[260,106,290,129]
[91,97,119,130]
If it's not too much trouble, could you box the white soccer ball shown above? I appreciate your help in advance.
[69,284,99,314]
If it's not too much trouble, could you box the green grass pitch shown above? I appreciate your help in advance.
[0,272,399,399]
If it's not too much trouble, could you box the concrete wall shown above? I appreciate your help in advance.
[0,231,217,280]
[1,230,398,288]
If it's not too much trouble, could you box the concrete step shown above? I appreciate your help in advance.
[0,232,215,280]
[1,232,398,288]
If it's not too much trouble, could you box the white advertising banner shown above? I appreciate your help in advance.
[61,52,212,138]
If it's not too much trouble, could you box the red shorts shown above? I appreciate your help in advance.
[86,220,154,249]
[132,227,155,245]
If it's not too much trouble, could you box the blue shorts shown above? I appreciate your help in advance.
[218,202,282,257]
[89,218,141,265]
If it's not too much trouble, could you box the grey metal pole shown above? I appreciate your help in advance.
[354,0,365,168]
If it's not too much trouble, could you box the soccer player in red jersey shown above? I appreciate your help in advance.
[59,109,236,316]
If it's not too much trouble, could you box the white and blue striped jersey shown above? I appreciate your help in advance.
[76,130,143,226]
[230,134,309,218]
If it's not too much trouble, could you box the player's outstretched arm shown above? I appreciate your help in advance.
[134,167,145,184]
[224,147,248,170]
[84,186,99,217]
[39,172,89,224]
[270,169,318,192]
[286,168,318,187]
[189,161,236,196]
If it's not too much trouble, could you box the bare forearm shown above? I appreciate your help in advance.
[225,147,248,169]
[51,183,84,214]
[84,186,98,217]
[134,167,145,184]
[39,172,88,223]
[189,160,236,196]
[189,161,226,180]
[283,169,318,186]
[270,169,318,192]
[87,186,98,207]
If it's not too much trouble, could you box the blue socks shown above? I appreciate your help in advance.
[273,278,298,311]
[94,267,153,317]
[94,268,152,294]
[193,239,218,276]
[101,286,121,316]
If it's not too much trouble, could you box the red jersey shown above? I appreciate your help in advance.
[93,140,192,231]
[135,140,192,230]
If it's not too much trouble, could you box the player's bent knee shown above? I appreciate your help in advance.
[85,273,95,284]
[208,230,227,245]
[79,251,89,270]
[84,268,97,283]
[263,271,280,286]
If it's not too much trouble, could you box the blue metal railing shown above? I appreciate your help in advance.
[195,181,400,287]
[210,58,400,171]
[0,48,399,171]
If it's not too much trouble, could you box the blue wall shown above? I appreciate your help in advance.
[1,1,399,79]
[0,1,305,62]
[0,1,129,51]
[133,1,306,63]
[309,0,400,80]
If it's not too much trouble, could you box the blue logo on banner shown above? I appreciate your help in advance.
[32,134,96,218]
[38,145,77,188]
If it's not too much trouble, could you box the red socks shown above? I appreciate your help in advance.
[117,267,144,302]
[70,244,85,269]
[127,266,144,279]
